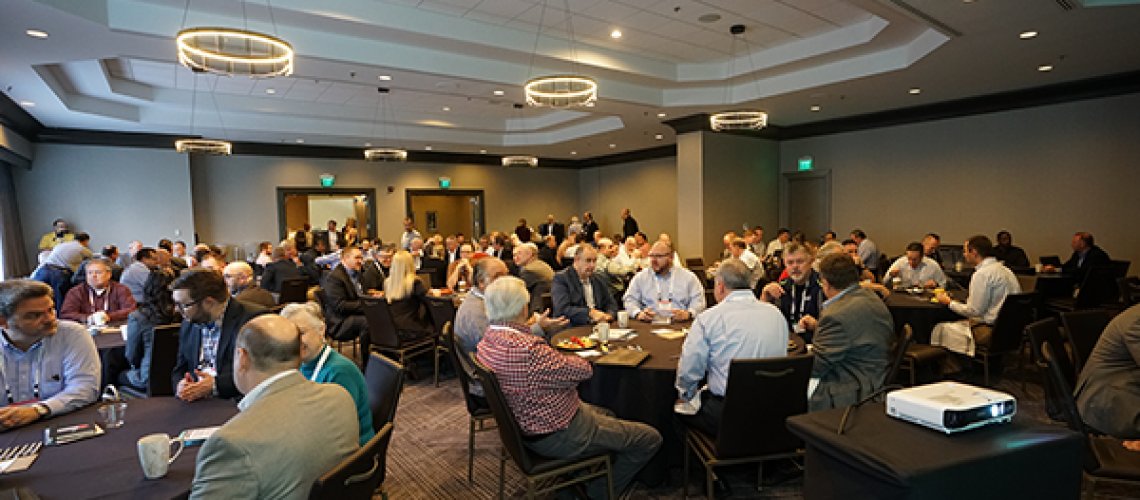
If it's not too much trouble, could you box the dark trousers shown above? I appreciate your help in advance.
[679,392,725,438]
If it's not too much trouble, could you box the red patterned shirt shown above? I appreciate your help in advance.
[477,321,592,435]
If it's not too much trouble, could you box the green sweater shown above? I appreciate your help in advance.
[300,345,376,445]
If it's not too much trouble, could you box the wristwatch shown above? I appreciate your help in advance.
[33,404,49,419]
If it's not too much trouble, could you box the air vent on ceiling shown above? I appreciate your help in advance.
[1056,0,1078,11]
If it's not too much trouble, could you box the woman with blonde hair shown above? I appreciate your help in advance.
[384,251,434,340]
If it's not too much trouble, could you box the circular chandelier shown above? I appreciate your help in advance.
[177,28,293,78]
[502,155,538,168]
[709,111,768,131]
[524,76,597,108]
[175,139,232,155]
[364,148,408,162]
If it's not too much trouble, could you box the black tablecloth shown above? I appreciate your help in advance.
[552,321,806,486]
[787,402,1083,500]
[0,397,238,499]
[884,290,965,344]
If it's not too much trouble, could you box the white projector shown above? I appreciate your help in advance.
[886,382,1016,434]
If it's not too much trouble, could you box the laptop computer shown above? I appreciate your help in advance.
[1039,255,1062,267]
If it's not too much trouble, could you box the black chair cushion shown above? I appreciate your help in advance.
[906,344,947,363]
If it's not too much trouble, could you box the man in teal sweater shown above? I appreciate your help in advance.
[282,302,374,445]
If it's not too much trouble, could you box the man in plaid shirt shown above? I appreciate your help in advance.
[478,277,661,499]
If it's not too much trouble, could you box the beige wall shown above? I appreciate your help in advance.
[190,155,580,252]
[579,157,678,246]
[410,193,474,239]
[15,143,195,266]
[780,92,1140,268]
[700,131,780,263]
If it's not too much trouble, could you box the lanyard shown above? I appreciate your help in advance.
[198,324,220,371]
[310,345,332,381]
[88,288,108,312]
[0,344,44,406]
[653,271,675,302]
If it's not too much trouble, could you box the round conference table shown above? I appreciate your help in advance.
[552,320,805,486]
[0,397,238,499]
[883,288,967,345]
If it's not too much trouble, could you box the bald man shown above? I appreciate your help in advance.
[189,316,358,499]
[223,262,276,309]
[623,241,706,322]
[513,243,555,316]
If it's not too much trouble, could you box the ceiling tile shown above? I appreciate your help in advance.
[618,11,673,32]
[417,1,470,16]
[469,0,533,18]
[737,2,833,36]
[810,1,871,25]
[581,2,639,22]
[462,10,511,24]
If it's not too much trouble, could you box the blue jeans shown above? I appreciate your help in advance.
[526,402,662,499]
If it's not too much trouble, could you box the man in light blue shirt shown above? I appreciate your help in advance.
[850,229,880,273]
[400,218,422,251]
[675,259,788,436]
[885,242,947,288]
[0,280,100,429]
[623,241,706,322]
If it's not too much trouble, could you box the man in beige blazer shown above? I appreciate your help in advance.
[190,315,359,500]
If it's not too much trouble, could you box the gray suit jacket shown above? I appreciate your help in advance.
[190,371,359,500]
[552,266,619,327]
[519,259,555,315]
[809,286,894,412]
[1076,304,1140,438]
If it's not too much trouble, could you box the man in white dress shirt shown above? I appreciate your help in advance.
[884,242,947,288]
[728,238,764,288]
[623,241,706,322]
[932,235,1021,375]
[675,259,788,436]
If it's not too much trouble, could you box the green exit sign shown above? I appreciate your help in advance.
[439,177,451,189]
[319,174,335,187]
[798,157,813,171]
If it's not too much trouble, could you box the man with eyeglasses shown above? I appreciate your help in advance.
[0,280,99,429]
[172,270,267,402]
[222,262,276,309]
[623,241,706,322]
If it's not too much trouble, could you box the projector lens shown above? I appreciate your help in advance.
[991,404,1002,418]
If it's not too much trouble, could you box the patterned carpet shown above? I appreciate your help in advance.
[357,351,1140,500]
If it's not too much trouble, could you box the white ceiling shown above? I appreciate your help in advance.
[2,0,1140,159]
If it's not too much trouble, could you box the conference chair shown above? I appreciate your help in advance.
[425,298,457,387]
[278,277,310,304]
[1117,276,1140,307]
[441,326,495,483]
[471,357,614,500]
[362,298,438,382]
[364,352,405,431]
[974,292,1037,386]
[1025,318,1076,410]
[309,422,395,500]
[120,324,181,398]
[1038,345,1140,500]
[415,272,434,291]
[884,325,914,387]
[682,355,814,499]
[1060,309,1111,375]
[1046,266,1120,314]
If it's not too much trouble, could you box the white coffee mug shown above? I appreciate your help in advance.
[594,322,610,343]
[617,311,629,328]
[138,433,184,479]
[1035,263,1043,273]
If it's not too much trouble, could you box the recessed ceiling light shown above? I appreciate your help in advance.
[609,144,616,148]
[442,106,451,111]
[654,134,663,140]
[611,30,622,38]
[296,138,304,143]
[19,101,35,107]
[909,88,921,94]
[480,149,487,154]
[810,105,820,112]
[378,75,392,81]
[425,145,433,150]
[657,112,666,118]
[26,30,48,39]
[570,151,578,155]
[266,88,276,94]
[1020,31,1038,40]
[1038,64,1053,72]
[698,14,722,23]
[493,90,505,96]
[365,142,372,147]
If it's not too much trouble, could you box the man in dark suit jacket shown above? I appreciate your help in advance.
[441,236,462,269]
[538,215,566,245]
[809,252,894,412]
[171,270,267,401]
[410,238,446,288]
[582,212,600,244]
[1059,232,1111,286]
[316,220,347,254]
[262,246,319,291]
[621,208,639,240]
[322,247,370,345]
[552,245,618,327]
[223,262,276,309]
[293,223,312,253]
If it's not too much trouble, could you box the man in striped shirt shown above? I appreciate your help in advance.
[477,276,661,499]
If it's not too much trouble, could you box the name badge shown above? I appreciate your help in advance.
[657,299,673,316]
